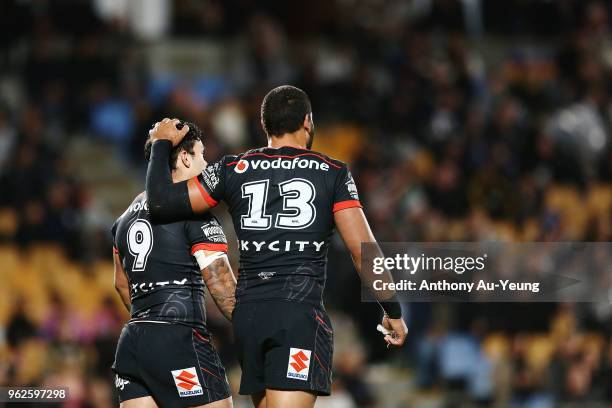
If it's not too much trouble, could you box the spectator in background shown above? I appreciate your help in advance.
[40,292,89,344]
[6,298,36,350]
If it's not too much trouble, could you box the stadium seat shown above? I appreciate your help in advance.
[525,335,555,371]
[483,333,511,362]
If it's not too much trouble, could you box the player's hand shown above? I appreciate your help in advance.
[149,118,189,146]
[381,314,408,348]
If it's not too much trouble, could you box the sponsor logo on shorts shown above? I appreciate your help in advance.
[115,375,130,390]
[287,348,311,381]
[171,367,203,397]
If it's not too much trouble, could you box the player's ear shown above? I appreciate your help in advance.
[303,114,310,130]
[180,150,191,168]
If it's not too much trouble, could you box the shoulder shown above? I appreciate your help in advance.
[118,192,147,220]
[204,154,239,173]
[186,213,227,243]
[112,192,146,233]
[189,211,223,227]
[292,149,348,174]
[227,147,347,172]
[308,150,346,171]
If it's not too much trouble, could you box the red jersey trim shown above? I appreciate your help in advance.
[192,328,210,343]
[113,246,120,255]
[193,176,218,207]
[333,200,362,213]
[191,242,228,254]
[227,152,341,169]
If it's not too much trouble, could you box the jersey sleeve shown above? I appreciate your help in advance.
[194,156,229,208]
[185,216,228,254]
[332,164,363,213]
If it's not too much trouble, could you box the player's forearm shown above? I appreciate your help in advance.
[145,140,194,221]
[115,286,131,312]
[357,242,403,318]
[335,208,402,318]
[351,241,397,300]
[202,258,237,321]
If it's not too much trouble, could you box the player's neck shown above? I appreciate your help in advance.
[171,169,189,183]
[267,133,307,150]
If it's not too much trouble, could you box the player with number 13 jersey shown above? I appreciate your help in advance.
[199,145,360,305]
[146,86,407,408]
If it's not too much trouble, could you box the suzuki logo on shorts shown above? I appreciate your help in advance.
[287,348,311,381]
[171,367,204,397]
[234,159,249,173]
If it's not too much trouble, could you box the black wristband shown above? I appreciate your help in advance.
[379,297,402,319]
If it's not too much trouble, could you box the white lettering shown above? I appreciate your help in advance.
[238,240,326,252]
[245,158,330,172]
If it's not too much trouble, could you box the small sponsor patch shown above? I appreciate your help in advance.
[345,171,359,200]
[202,162,221,190]
[200,219,227,243]
[258,271,276,280]
[287,348,311,381]
[171,367,203,397]
[115,374,130,390]
[234,159,249,173]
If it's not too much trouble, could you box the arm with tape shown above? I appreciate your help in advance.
[194,250,237,321]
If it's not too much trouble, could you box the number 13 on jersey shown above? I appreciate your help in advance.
[241,178,316,230]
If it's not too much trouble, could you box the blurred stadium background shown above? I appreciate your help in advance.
[1,0,611,407]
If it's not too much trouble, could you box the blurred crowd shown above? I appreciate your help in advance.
[1,0,611,406]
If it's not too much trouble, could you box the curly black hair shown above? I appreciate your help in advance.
[144,121,203,170]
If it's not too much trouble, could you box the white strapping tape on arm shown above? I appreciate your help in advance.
[193,250,228,270]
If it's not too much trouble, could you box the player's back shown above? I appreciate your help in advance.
[112,192,233,405]
[198,146,361,306]
[112,192,225,330]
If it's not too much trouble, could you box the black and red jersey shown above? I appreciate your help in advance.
[111,192,228,330]
[195,146,361,306]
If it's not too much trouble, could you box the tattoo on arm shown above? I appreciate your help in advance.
[202,258,237,321]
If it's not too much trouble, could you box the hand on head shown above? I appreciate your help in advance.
[149,118,190,147]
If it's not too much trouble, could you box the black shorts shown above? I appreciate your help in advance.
[232,301,333,396]
[112,322,231,406]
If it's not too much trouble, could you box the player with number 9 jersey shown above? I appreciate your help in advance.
[111,124,235,408]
